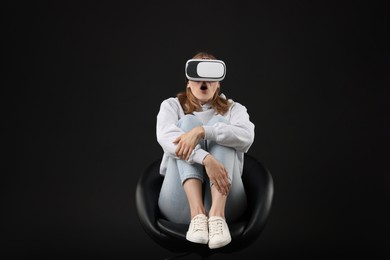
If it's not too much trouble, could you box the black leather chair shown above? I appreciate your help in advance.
[135,154,274,259]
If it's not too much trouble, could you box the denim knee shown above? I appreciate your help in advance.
[177,114,203,132]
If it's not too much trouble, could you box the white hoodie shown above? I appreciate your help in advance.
[156,94,255,176]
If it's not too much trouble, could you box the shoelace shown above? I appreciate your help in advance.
[208,218,223,237]
[191,216,208,232]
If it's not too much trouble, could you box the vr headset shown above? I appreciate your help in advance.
[185,59,226,82]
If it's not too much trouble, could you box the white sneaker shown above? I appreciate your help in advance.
[208,216,231,249]
[186,214,209,244]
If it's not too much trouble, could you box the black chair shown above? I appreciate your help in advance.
[135,154,274,259]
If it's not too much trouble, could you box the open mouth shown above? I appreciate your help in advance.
[200,85,208,91]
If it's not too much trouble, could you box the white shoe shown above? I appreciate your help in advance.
[208,216,231,249]
[186,214,209,244]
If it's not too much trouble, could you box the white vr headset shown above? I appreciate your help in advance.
[185,59,226,82]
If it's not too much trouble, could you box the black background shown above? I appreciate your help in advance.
[2,0,389,259]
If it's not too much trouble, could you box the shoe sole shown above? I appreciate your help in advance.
[186,234,208,244]
[208,237,232,249]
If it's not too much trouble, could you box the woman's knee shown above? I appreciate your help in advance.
[177,114,202,132]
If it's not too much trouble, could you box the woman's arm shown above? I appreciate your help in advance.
[156,98,209,164]
[203,102,255,152]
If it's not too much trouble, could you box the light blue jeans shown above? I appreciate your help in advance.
[158,114,247,224]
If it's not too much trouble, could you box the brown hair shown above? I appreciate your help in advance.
[177,52,230,115]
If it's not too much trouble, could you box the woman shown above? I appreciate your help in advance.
[156,51,255,249]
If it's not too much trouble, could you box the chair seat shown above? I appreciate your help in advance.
[136,153,274,256]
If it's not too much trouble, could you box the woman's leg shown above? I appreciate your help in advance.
[204,115,248,223]
[158,115,207,224]
[158,156,191,224]
[202,115,248,248]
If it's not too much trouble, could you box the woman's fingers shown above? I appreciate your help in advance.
[204,156,231,195]
[175,143,193,160]
[213,176,230,196]
[215,170,230,195]
[173,130,199,160]
[175,141,185,157]
[175,144,181,156]
[185,149,191,160]
[174,136,191,160]
[221,178,230,195]
[173,136,180,144]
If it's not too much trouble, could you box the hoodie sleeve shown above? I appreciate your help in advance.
[202,102,255,152]
[156,98,209,165]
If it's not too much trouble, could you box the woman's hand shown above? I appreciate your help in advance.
[203,154,230,196]
[173,126,204,161]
